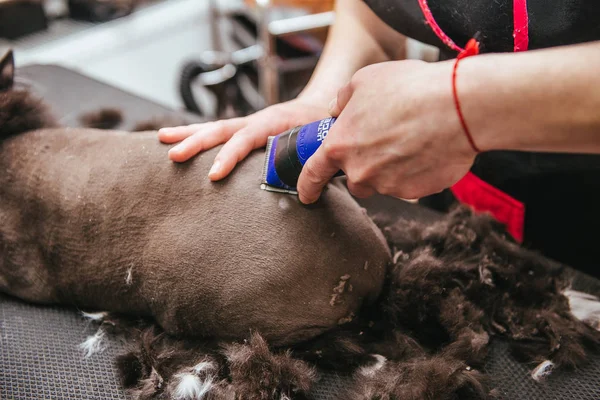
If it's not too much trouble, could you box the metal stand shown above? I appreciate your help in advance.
[179,0,334,118]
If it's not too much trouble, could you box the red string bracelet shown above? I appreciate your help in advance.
[452,37,481,153]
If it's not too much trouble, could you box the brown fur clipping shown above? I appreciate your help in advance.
[115,326,230,399]
[343,356,489,400]
[79,108,123,129]
[224,333,317,400]
[116,327,316,400]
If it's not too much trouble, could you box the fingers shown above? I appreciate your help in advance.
[208,127,263,181]
[161,119,245,163]
[167,128,225,162]
[328,81,354,117]
[297,145,340,204]
[157,124,204,143]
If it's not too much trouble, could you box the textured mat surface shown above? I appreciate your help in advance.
[3,291,600,400]
[0,294,127,400]
[1,65,599,400]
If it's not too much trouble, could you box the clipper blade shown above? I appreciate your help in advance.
[260,136,298,195]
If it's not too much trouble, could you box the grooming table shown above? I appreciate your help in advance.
[1,65,599,400]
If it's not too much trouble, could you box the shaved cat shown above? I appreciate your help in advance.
[0,50,390,346]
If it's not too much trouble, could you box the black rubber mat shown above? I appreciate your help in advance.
[0,293,127,400]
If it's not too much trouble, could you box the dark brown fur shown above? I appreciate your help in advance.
[79,107,123,130]
[343,356,489,400]
[115,325,230,399]
[224,333,317,400]
[375,207,600,368]
[0,70,57,138]
[114,325,315,400]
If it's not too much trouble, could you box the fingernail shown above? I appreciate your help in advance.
[159,127,173,133]
[328,98,337,114]
[208,161,220,177]
[169,145,182,154]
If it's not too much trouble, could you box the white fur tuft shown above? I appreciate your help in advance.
[125,266,133,285]
[81,311,108,321]
[360,354,387,377]
[173,373,213,400]
[531,360,554,382]
[79,328,106,358]
[278,197,291,211]
[192,361,215,374]
[564,289,600,330]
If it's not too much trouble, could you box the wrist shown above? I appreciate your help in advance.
[297,85,340,109]
[452,54,521,153]
[455,43,600,154]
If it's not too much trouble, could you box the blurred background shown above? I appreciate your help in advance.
[1,0,438,119]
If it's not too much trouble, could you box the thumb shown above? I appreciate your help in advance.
[328,81,354,117]
[297,144,340,204]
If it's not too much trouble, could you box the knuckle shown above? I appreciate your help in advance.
[321,137,347,161]
[303,163,324,185]
[230,130,249,144]
[321,140,337,158]
[347,168,371,186]
[212,120,226,132]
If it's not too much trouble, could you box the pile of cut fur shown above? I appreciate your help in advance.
[80,207,600,400]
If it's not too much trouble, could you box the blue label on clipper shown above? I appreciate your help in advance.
[296,117,337,165]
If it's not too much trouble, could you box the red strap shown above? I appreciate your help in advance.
[417,0,465,53]
[418,0,529,54]
[513,0,530,51]
[451,172,525,242]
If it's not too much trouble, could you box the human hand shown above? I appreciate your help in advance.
[296,59,477,204]
[158,98,328,180]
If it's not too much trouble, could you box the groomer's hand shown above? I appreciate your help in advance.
[296,60,477,204]
[158,99,327,180]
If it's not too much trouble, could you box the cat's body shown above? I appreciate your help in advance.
[0,51,390,346]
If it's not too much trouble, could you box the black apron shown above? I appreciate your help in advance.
[363,0,600,277]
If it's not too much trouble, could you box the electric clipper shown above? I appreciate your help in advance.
[261,117,342,194]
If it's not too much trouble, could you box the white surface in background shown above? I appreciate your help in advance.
[11,0,438,110]
[13,0,237,109]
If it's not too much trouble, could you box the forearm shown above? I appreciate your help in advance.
[298,0,407,105]
[460,41,600,154]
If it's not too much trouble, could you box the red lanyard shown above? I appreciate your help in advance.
[513,0,530,52]
[417,0,530,53]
